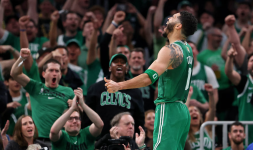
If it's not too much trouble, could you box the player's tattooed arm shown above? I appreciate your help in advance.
[166,44,183,69]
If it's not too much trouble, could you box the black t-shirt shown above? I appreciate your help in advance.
[82,80,145,138]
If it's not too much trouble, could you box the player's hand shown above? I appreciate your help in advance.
[204,84,214,95]
[227,44,237,58]
[110,126,119,139]
[19,16,30,29]
[112,25,124,39]
[20,48,31,59]
[1,120,9,136]
[136,126,145,148]
[0,45,14,53]
[104,77,121,93]
[51,10,60,22]
[113,11,126,24]
[225,15,235,27]
[74,87,84,105]
[7,102,21,109]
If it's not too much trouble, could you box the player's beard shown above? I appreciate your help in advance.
[162,22,176,38]
[232,137,244,145]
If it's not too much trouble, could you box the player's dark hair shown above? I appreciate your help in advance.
[130,47,145,59]
[179,11,198,37]
[62,11,80,21]
[229,121,244,132]
[53,45,69,55]
[82,19,93,29]
[3,68,12,81]
[42,59,61,72]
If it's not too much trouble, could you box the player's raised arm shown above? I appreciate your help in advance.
[105,44,183,93]
[10,48,31,87]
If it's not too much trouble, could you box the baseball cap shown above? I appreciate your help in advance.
[109,54,128,66]
[66,39,82,48]
[177,0,192,10]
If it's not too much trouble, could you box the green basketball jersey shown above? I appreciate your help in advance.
[237,74,253,143]
[191,63,209,99]
[189,129,212,150]
[155,41,194,104]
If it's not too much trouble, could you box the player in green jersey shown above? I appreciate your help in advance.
[225,47,253,144]
[105,11,197,150]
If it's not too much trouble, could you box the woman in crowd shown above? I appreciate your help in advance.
[187,84,216,150]
[144,110,155,149]
[4,115,47,150]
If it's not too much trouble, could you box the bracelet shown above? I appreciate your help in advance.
[18,55,27,67]
[112,20,119,28]
[139,144,146,149]
[20,29,26,32]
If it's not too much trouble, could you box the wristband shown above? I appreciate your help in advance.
[20,29,26,32]
[18,55,27,67]
[144,69,158,84]
[139,144,146,149]
[112,20,119,28]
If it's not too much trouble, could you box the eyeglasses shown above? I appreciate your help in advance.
[68,117,81,122]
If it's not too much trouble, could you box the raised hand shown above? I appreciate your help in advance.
[204,84,214,95]
[0,45,14,54]
[225,15,236,27]
[1,120,9,136]
[19,16,30,29]
[51,11,60,22]
[104,77,121,93]
[135,126,145,148]
[112,25,124,39]
[7,102,21,109]
[148,6,156,14]
[70,96,78,110]
[113,11,126,24]
[108,4,118,18]
[227,44,237,58]
[52,50,63,65]
[188,86,193,98]
[20,48,31,59]
[74,87,84,105]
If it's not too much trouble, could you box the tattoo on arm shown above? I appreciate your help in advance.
[166,44,183,68]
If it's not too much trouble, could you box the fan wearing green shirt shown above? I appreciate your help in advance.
[223,122,247,150]
[50,88,104,150]
[10,48,75,148]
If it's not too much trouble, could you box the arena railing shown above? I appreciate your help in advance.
[200,121,253,150]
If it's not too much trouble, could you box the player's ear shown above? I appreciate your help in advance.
[175,23,182,30]
[42,71,46,78]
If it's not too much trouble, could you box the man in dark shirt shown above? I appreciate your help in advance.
[82,54,144,138]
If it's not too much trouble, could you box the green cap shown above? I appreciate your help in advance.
[109,54,128,66]
[177,1,192,10]
[66,39,82,48]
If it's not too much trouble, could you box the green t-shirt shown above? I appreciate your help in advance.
[77,44,88,70]
[0,63,3,81]
[197,49,230,90]
[57,31,84,46]
[153,36,166,60]
[222,146,247,150]
[4,91,32,136]
[23,60,41,82]
[155,41,193,104]
[189,129,212,150]
[52,126,96,150]
[87,59,103,88]
[190,84,207,104]
[0,31,48,59]
[24,79,75,138]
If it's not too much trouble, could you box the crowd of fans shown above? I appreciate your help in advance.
[0,0,253,150]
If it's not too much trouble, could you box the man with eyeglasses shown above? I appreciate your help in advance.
[223,121,247,150]
[50,88,104,150]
